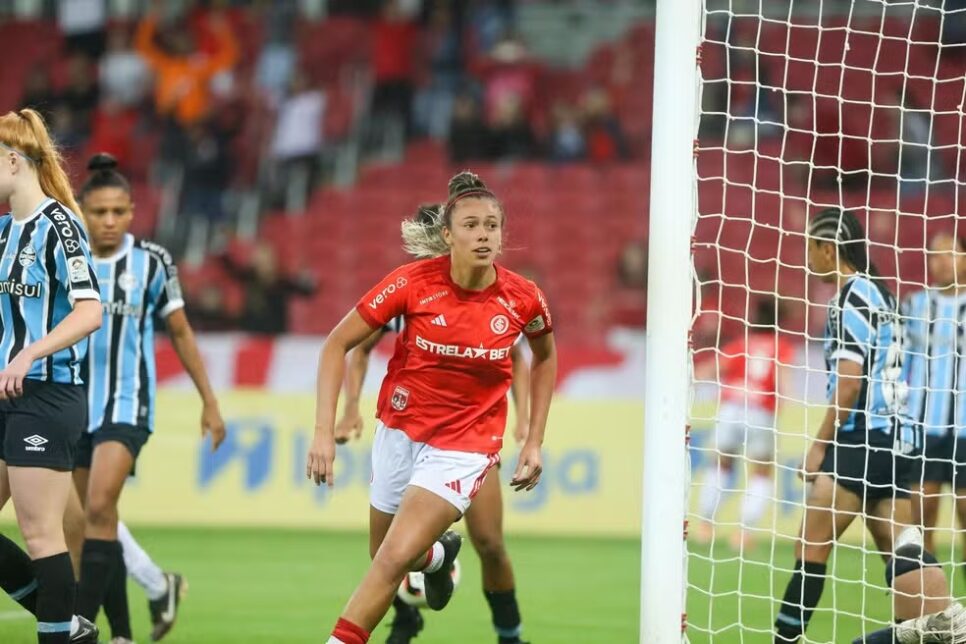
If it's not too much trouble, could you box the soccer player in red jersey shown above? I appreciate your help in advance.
[694,298,794,548]
[335,203,532,644]
[306,172,557,644]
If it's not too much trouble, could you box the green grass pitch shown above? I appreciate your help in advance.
[1,527,954,642]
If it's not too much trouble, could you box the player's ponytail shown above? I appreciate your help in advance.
[401,203,449,259]
[443,170,504,227]
[80,153,131,199]
[0,109,85,226]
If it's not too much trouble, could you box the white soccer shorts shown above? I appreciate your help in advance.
[713,402,776,461]
[370,422,499,515]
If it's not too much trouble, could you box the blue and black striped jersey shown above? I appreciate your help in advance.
[0,198,99,385]
[902,289,966,438]
[824,275,909,442]
[84,235,184,432]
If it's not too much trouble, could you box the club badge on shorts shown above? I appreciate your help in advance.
[391,386,410,411]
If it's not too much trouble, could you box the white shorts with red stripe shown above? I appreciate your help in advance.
[370,422,499,515]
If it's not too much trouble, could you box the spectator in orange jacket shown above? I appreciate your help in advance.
[135,8,239,126]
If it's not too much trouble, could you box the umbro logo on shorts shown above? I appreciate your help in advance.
[431,314,447,327]
[23,434,48,452]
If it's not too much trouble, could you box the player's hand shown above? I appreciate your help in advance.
[201,402,227,452]
[800,442,826,482]
[334,410,363,445]
[510,441,543,492]
[306,430,336,488]
[513,419,529,444]
[0,351,33,400]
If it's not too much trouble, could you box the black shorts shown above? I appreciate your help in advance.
[74,423,150,474]
[915,432,966,487]
[820,440,915,501]
[0,379,87,470]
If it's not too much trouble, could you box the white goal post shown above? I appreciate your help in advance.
[642,0,702,641]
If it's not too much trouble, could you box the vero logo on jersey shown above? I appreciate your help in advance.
[368,277,408,310]
[23,434,48,452]
[415,335,511,361]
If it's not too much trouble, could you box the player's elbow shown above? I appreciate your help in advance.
[74,300,102,334]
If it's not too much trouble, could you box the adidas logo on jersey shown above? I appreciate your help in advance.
[431,314,447,327]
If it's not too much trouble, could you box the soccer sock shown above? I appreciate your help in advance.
[0,533,37,614]
[103,555,132,639]
[329,617,370,644]
[484,589,524,643]
[740,475,772,527]
[117,521,167,600]
[421,542,445,574]
[33,552,75,644]
[76,539,120,620]
[774,560,826,642]
[698,466,730,520]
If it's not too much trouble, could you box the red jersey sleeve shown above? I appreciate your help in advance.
[522,284,554,339]
[355,265,413,329]
[777,337,796,367]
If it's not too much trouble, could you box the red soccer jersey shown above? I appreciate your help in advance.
[356,256,553,453]
[719,333,795,413]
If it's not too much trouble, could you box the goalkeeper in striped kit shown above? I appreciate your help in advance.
[774,208,965,643]
[902,233,966,563]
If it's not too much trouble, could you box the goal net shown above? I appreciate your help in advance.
[688,0,965,641]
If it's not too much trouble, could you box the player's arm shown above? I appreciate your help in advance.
[166,308,226,451]
[803,359,863,480]
[512,332,557,492]
[0,299,102,399]
[334,327,387,444]
[308,309,380,487]
[509,341,530,443]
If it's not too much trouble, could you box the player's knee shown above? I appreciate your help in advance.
[84,494,118,529]
[373,539,421,580]
[886,544,939,588]
[471,532,508,566]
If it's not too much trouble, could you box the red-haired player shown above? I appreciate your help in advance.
[306,171,556,644]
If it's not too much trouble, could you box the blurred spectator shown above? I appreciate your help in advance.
[896,92,946,193]
[254,0,299,104]
[617,241,647,290]
[370,0,420,135]
[99,27,150,108]
[58,54,100,138]
[467,0,517,55]
[487,94,534,160]
[448,92,489,162]
[186,284,236,332]
[582,88,629,162]
[59,0,108,58]
[223,242,317,335]
[19,67,58,122]
[479,36,535,127]
[412,0,464,139]
[547,102,585,162]
[180,119,233,224]
[269,70,327,208]
[135,7,240,127]
[87,100,138,170]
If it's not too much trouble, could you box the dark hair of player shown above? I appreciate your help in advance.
[79,153,130,199]
[442,170,504,227]
[808,207,885,281]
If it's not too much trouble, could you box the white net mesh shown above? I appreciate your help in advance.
[689,0,966,641]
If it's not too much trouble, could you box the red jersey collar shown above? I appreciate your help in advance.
[439,255,503,301]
